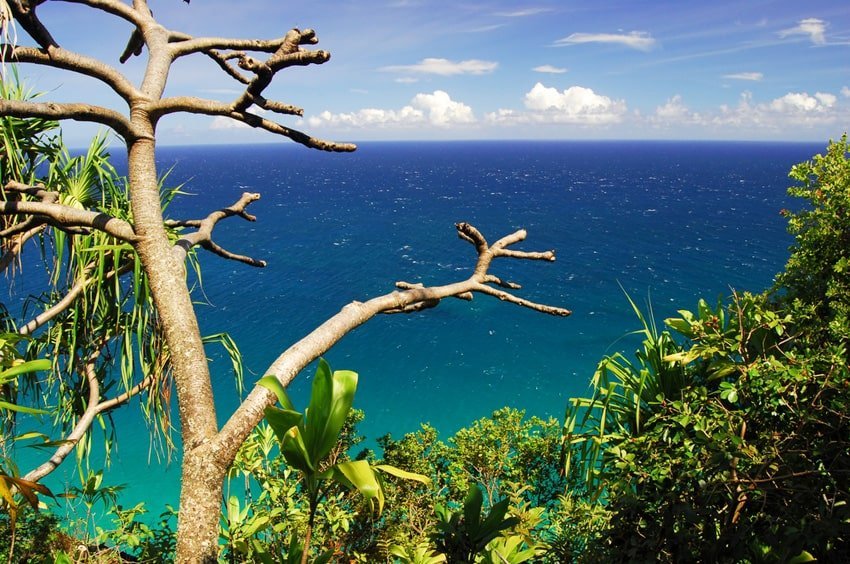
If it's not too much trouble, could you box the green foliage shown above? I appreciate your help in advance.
[221,406,566,562]
[0,332,52,547]
[563,293,688,497]
[778,134,850,345]
[0,67,61,187]
[0,508,65,563]
[389,541,447,564]
[565,290,850,561]
[258,360,429,562]
[431,484,519,563]
[88,502,177,562]
[222,409,368,561]
[376,409,563,562]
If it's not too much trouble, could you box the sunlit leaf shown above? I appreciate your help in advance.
[335,460,384,515]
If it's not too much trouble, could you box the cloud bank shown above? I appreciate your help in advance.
[307,90,474,128]
[486,83,627,125]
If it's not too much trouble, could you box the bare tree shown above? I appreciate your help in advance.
[0,1,570,561]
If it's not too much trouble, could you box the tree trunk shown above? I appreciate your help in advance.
[126,131,222,562]
[176,446,228,562]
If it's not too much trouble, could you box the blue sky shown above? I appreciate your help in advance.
[14,0,850,145]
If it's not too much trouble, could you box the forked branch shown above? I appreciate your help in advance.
[214,223,569,460]
[167,192,266,267]
[150,27,352,151]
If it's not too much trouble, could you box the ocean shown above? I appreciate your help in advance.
[7,140,822,515]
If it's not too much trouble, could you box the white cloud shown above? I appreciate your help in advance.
[381,58,498,76]
[816,92,838,106]
[307,90,474,129]
[652,95,701,124]
[554,31,656,51]
[723,72,763,81]
[841,86,850,98]
[308,107,424,128]
[495,8,551,17]
[470,24,505,33]
[779,18,827,45]
[769,91,836,112]
[640,90,844,132]
[210,116,250,130]
[707,90,842,130]
[411,91,475,126]
[394,77,420,84]
[486,83,627,125]
[533,65,568,74]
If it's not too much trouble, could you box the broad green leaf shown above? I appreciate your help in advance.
[53,551,75,564]
[226,495,240,523]
[280,426,313,474]
[789,551,817,563]
[335,460,384,515]
[263,406,303,443]
[263,407,313,472]
[13,431,49,441]
[374,464,431,485]
[258,375,295,411]
[480,498,517,538]
[304,359,358,464]
[463,484,484,535]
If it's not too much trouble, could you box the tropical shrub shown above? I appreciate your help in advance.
[560,137,850,561]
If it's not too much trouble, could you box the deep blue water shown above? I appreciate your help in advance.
[6,140,822,514]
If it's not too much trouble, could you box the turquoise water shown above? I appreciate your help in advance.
[7,140,821,514]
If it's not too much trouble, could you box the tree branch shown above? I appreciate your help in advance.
[140,26,348,149]
[1,182,138,242]
[229,29,329,114]
[213,223,570,461]
[7,0,58,50]
[167,192,266,267]
[23,344,155,483]
[0,215,46,239]
[0,99,142,142]
[169,36,290,60]
[17,261,133,336]
[150,98,355,151]
[0,44,141,103]
[203,50,251,85]
[18,264,94,336]
[0,224,44,273]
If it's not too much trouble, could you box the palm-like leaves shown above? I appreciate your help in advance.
[2,71,243,472]
[563,293,688,494]
[0,67,61,188]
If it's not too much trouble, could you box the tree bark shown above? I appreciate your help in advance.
[126,130,223,560]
